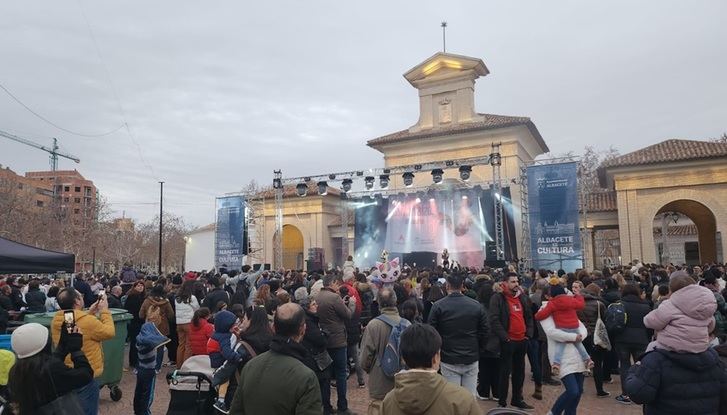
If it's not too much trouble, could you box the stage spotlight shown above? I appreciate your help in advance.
[415,197,421,204]
[365,176,375,190]
[462,194,468,200]
[273,177,282,189]
[445,160,454,167]
[356,171,364,176]
[414,164,422,171]
[296,183,308,197]
[459,165,472,181]
[402,172,415,187]
[341,179,353,193]
[328,174,336,180]
[379,174,390,189]
[431,168,444,184]
[317,181,328,195]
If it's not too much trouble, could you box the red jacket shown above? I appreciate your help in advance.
[189,319,214,356]
[534,294,584,329]
[343,281,362,316]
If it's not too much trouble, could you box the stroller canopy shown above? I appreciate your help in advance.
[0,236,75,274]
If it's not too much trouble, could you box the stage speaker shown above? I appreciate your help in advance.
[263,263,271,271]
[485,259,508,269]
[253,264,262,271]
[307,248,324,271]
[485,241,498,261]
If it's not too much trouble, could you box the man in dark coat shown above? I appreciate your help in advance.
[625,347,727,415]
[230,303,322,415]
[487,272,534,410]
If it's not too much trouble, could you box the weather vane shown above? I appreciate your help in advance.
[441,21,447,52]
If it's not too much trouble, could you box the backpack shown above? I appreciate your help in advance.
[604,301,627,333]
[146,303,163,328]
[375,314,411,378]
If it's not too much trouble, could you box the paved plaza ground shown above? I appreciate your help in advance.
[100,350,642,415]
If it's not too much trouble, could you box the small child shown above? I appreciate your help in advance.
[134,322,170,415]
[207,310,243,414]
[644,274,716,353]
[535,278,592,375]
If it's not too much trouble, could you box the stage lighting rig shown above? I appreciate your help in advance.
[431,169,444,184]
[341,179,353,193]
[402,172,414,187]
[379,174,390,189]
[317,181,328,195]
[296,183,308,197]
[459,165,472,181]
[365,176,375,190]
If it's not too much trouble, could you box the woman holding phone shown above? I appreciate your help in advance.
[8,322,93,414]
[124,280,147,371]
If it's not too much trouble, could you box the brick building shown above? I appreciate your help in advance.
[25,169,97,219]
[0,165,54,208]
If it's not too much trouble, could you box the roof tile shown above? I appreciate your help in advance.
[601,139,727,169]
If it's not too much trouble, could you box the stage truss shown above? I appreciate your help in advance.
[272,147,528,270]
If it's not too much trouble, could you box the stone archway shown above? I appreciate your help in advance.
[653,199,717,264]
[281,224,304,270]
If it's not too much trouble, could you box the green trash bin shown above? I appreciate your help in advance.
[24,308,132,402]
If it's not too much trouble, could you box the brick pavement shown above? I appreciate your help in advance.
[100,356,643,415]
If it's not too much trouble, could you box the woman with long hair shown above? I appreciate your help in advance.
[240,305,273,354]
[8,323,92,415]
[139,284,175,371]
[175,279,200,367]
[124,280,147,370]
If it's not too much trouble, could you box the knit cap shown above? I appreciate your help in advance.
[549,277,566,297]
[11,323,49,359]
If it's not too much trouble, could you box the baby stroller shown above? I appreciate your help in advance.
[166,355,216,415]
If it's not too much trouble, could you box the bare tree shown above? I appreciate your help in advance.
[710,132,727,143]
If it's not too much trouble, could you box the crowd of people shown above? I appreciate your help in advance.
[0,257,726,414]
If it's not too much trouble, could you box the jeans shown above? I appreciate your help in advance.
[75,378,99,415]
[552,328,590,365]
[550,373,584,415]
[133,368,156,415]
[477,355,500,398]
[347,342,365,384]
[527,338,542,386]
[583,335,606,393]
[320,378,333,414]
[616,343,645,394]
[497,339,527,406]
[155,347,165,371]
[440,361,478,397]
[327,347,348,411]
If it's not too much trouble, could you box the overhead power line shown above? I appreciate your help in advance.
[0,82,125,138]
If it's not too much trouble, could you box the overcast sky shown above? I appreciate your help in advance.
[1,1,725,228]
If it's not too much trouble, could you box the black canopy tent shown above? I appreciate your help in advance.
[0,236,75,274]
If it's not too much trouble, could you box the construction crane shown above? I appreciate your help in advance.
[0,129,80,171]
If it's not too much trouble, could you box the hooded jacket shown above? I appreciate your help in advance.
[229,335,321,415]
[360,307,401,400]
[381,370,479,415]
[534,294,584,329]
[576,292,606,337]
[24,287,46,313]
[715,343,727,415]
[625,348,727,415]
[136,322,170,370]
[189,317,214,356]
[644,284,716,353]
[486,283,533,356]
[207,310,241,368]
[612,294,652,346]
[139,296,175,336]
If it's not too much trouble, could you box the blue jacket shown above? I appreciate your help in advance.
[625,348,727,415]
[136,322,170,370]
[209,310,241,368]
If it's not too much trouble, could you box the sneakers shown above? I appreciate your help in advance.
[551,364,560,377]
[476,393,490,401]
[213,399,230,414]
[597,391,611,398]
[615,394,632,405]
[358,382,366,389]
[511,401,534,411]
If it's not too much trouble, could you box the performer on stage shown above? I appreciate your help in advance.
[441,248,450,269]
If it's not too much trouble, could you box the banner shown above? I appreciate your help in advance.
[215,196,246,270]
[527,162,582,271]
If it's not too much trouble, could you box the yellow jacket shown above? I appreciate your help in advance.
[51,309,115,378]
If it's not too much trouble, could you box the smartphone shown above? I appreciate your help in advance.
[97,289,106,303]
[64,310,75,333]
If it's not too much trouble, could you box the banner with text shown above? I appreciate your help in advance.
[527,162,582,271]
[215,196,246,270]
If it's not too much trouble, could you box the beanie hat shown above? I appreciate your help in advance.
[171,275,183,286]
[548,277,565,297]
[11,323,49,359]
